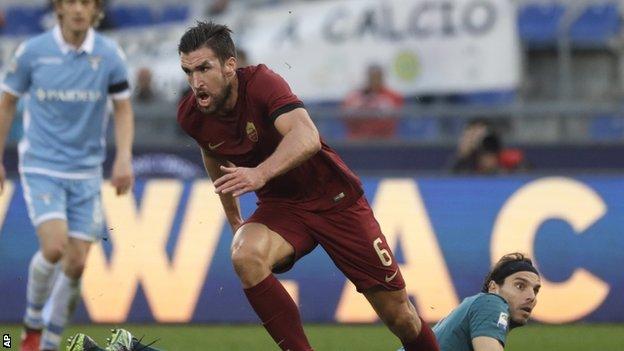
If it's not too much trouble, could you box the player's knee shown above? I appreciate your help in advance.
[63,253,87,279]
[63,262,86,279]
[385,309,420,340]
[40,242,65,263]
[231,245,267,278]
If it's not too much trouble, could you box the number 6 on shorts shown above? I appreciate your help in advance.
[373,237,393,267]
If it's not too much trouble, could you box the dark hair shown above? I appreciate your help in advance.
[467,118,490,128]
[178,21,236,65]
[481,253,538,293]
[480,133,501,153]
[466,118,501,154]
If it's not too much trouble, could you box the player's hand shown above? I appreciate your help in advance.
[214,165,267,197]
[111,156,134,196]
[0,163,5,195]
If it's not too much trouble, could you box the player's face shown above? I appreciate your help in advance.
[180,47,236,115]
[55,0,99,33]
[494,271,541,325]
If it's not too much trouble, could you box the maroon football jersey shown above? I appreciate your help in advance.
[178,64,363,211]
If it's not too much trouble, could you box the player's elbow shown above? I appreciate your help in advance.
[305,133,321,157]
[310,133,321,154]
[306,127,321,154]
[293,121,321,158]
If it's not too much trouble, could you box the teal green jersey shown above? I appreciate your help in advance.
[433,293,510,351]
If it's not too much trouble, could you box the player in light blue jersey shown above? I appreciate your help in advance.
[0,1,134,350]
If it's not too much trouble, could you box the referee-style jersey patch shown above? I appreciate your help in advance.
[497,312,509,330]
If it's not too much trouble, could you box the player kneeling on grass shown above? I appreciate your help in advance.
[405,253,541,351]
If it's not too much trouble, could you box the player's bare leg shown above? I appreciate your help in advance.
[364,288,439,351]
[231,223,294,287]
[38,219,69,264]
[61,238,91,280]
[231,223,313,351]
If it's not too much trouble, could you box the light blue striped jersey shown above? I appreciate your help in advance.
[1,25,130,178]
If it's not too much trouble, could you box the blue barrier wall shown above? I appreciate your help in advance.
[4,144,624,177]
[0,176,622,323]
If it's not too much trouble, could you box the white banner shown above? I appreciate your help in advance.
[0,0,521,103]
[241,0,521,101]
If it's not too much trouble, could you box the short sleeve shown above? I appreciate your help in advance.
[251,65,303,122]
[108,44,131,100]
[468,294,509,346]
[1,42,32,97]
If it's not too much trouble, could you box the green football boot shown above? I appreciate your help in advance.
[106,328,162,351]
[66,333,105,351]
[106,328,133,351]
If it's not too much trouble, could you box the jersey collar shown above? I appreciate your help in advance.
[53,25,95,55]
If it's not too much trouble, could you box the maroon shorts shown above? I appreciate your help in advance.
[244,196,405,292]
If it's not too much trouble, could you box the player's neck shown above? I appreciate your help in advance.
[224,74,239,114]
[60,26,90,49]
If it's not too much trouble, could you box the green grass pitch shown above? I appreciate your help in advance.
[2,324,623,350]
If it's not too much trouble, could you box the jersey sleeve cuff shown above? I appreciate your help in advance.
[269,102,305,122]
[0,82,24,97]
[110,89,131,100]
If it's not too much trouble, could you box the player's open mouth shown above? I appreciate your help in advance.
[196,92,211,107]
[520,307,532,313]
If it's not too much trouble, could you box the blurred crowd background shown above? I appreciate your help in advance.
[2,0,624,176]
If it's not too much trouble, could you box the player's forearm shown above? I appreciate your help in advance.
[0,93,18,160]
[257,123,320,182]
[201,148,243,228]
[219,194,244,228]
[112,100,134,161]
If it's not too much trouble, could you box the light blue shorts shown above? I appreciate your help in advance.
[20,172,104,242]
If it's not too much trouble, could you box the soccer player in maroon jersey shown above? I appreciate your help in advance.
[176,21,439,351]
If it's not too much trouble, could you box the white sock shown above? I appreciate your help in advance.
[23,251,56,330]
[40,272,80,350]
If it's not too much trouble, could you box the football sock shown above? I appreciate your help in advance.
[24,251,56,330]
[244,274,313,351]
[41,272,80,350]
[403,317,439,351]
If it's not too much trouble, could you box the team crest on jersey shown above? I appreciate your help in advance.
[246,122,258,142]
[497,312,509,330]
[88,56,102,71]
